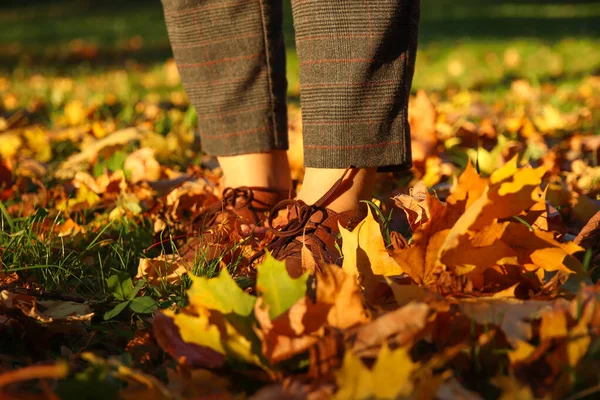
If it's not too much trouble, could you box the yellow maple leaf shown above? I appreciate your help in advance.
[567,320,590,367]
[168,309,226,356]
[0,132,22,159]
[508,340,536,364]
[446,160,488,211]
[23,128,52,162]
[340,205,403,278]
[335,345,417,399]
[64,99,87,126]
[172,308,263,368]
[539,308,568,342]
[491,376,536,400]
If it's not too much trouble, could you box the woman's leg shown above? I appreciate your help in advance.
[161,0,291,192]
[219,151,291,191]
[292,0,421,211]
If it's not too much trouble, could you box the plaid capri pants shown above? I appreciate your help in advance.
[161,0,420,171]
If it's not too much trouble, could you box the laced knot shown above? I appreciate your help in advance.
[267,199,319,238]
[251,167,353,262]
[221,187,253,209]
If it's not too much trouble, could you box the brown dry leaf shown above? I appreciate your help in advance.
[136,254,188,287]
[0,270,18,285]
[0,160,12,193]
[56,127,142,179]
[393,227,449,287]
[254,296,323,364]
[574,210,600,259]
[301,241,318,275]
[387,278,445,308]
[165,179,219,221]
[459,298,555,345]
[348,302,430,358]
[409,90,437,163]
[252,263,365,365]
[250,380,331,400]
[315,264,370,329]
[0,290,94,324]
[491,376,536,400]
[0,361,69,388]
[125,330,161,366]
[436,377,484,400]
[393,189,446,231]
[124,147,161,183]
[153,312,226,369]
[166,369,235,400]
[57,218,86,238]
[16,158,47,179]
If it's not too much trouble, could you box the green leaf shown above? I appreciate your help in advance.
[129,296,158,314]
[92,160,105,178]
[187,269,256,317]
[256,253,308,319]
[106,272,132,301]
[128,280,145,300]
[106,150,127,173]
[103,300,130,320]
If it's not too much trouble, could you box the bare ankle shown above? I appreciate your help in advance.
[297,167,376,212]
[218,150,292,192]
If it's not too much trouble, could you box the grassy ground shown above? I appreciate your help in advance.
[0,1,599,397]
[0,0,598,309]
[1,0,599,93]
[0,0,598,324]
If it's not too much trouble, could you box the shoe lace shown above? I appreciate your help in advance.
[221,186,253,209]
[192,186,254,228]
[251,167,352,262]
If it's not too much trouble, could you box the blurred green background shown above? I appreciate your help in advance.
[0,0,599,94]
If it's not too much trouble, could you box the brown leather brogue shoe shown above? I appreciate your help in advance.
[253,170,367,278]
[180,186,290,262]
[192,186,289,228]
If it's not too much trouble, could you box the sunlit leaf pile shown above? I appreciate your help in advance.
[1,60,599,399]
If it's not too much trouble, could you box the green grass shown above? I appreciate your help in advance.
[0,0,599,94]
[1,0,599,319]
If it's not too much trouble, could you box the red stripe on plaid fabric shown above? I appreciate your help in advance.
[164,0,260,17]
[178,53,262,68]
[197,105,271,120]
[299,58,373,66]
[303,119,384,125]
[171,33,262,49]
[203,126,269,139]
[295,33,372,43]
[186,76,250,88]
[300,80,398,89]
[304,141,403,150]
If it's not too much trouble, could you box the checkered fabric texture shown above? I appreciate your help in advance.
[161,0,289,156]
[161,0,420,170]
